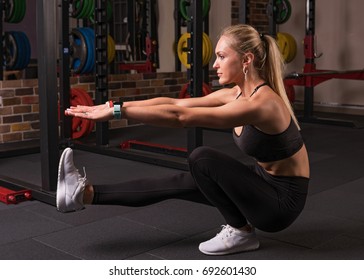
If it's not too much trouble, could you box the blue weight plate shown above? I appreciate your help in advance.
[70,28,88,73]
[78,28,92,74]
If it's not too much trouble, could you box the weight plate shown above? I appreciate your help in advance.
[70,29,88,74]
[108,35,116,63]
[177,33,190,68]
[74,88,95,134]
[81,27,95,73]
[179,0,210,21]
[72,0,84,18]
[179,82,211,98]
[4,31,30,70]
[17,0,26,23]
[70,88,93,139]
[84,0,94,19]
[12,32,24,70]
[177,32,212,68]
[274,0,292,24]
[202,32,213,66]
[4,0,15,22]
[276,32,297,63]
[8,0,26,23]
[15,32,26,69]
[16,31,31,69]
[89,0,113,23]
[3,32,17,69]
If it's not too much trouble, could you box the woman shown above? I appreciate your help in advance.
[58,24,310,256]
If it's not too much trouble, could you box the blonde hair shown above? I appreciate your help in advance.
[220,24,300,130]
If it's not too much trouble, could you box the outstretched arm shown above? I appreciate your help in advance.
[65,86,239,123]
[66,95,268,129]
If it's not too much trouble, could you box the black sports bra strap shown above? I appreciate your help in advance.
[249,82,268,97]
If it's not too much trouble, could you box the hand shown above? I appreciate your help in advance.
[65,103,114,122]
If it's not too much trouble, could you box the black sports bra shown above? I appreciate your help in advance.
[233,118,304,162]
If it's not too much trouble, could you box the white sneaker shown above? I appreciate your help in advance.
[199,225,260,255]
[56,147,88,213]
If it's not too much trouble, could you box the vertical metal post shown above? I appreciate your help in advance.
[174,0,181,71]
[239,0,248,23]
[0,0,3,80]
[36,0,59,191]
[187,0,203,154]
[95,0,109,146]
[203,9,209,85]
[127,0,135,60]
[303,0,315,119]
[59,0,71,140]
[267,0,277,36]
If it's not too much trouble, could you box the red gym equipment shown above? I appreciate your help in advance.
[119,36,158,73]
[0,186,32,204]
[179,82,211,98]
[284,0,364,126]
[70,88,95,139]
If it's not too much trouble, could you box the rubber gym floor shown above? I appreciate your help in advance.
[1,115,364,260]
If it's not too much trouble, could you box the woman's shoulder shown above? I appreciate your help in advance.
[212,85,240,98]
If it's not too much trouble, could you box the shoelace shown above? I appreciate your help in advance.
[217,225,235,239]
[77,167,88,187]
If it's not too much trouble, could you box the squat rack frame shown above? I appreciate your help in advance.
[0,1,211,205]
[0,0,59,205]
[71,0,207,172]
[284,0,364,127]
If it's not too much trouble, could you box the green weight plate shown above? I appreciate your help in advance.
[17,0,26,23]
[77,0,89,19]
[75,0,92,19]
[4,0,15,22]
[84,0,94,19]
[179,0,210,21]
[7,0,18,23]
[274,0,292,24]
[72,0,83,18]
[89,0,113,23]
[107,0,113,20]
[8,0,26,23]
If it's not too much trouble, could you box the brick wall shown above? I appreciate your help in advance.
[0,79,40,143]
[0,71,219,144]
[231,0,269,33]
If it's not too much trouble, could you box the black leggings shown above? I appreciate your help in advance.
[93,146,309,232]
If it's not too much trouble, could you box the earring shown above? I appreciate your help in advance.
[243,67,248,81]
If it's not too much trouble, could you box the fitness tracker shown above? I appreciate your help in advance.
[113,102,124,119]
[106,100,123,119]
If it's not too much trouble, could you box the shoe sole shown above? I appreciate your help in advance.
[199,240,260,256]
[56,147,72,212]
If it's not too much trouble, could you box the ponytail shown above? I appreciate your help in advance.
[263,34,300,130]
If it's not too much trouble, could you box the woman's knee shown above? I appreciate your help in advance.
[188,146,217,166]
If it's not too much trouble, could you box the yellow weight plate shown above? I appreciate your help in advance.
[202,33,213,66]
[177,32,213,68]
[177,32,190,68]
[276,32,297,63]
[108,35,116,63]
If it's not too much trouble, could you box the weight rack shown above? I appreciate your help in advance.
[284,0,364,127]
[0,1,215,206]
